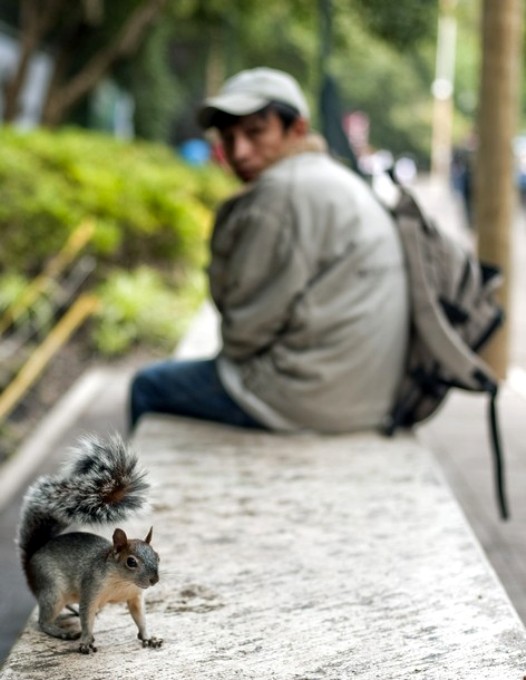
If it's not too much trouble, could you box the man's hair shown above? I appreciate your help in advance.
[211,101,301,132]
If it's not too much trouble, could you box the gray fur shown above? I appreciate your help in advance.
[17,435,149,569]
[15,434,162,653]
[17,434,148,582]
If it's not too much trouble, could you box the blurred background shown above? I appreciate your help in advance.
[0,0,489,169]
[0,0,523,454]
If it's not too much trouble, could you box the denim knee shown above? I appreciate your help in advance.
[129,368,158,427]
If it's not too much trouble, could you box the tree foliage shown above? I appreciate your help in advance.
[352,0,437,50]
[1,0,168,126]
[0,0,446,160]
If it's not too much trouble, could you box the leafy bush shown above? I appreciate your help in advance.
[0,126,236,355]
[93,267,206,356]
[0,271,54,334]
[0,272,28,312]
[0,126,236,273]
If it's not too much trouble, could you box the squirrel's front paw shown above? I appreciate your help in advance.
[78,641,98,654]
[141,636,163,649]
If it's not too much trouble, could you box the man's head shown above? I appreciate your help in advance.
[198,67,310,182]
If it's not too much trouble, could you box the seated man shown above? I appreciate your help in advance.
[129,67,409,433]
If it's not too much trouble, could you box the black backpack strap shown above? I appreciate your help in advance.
[438,376,508,520]
[488,388,509,520]
[385,375,509,520]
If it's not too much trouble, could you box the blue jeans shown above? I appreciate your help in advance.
[129,358,264,431]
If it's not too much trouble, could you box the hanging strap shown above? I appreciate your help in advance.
[489,388,509,520]
[385,373,509,520]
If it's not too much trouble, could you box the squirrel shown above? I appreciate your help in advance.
[17,433,163,654]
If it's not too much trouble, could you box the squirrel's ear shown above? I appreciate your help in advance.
[113,528,128,553]
[145,527,153,544]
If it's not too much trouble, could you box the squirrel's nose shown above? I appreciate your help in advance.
[150,573,159,586]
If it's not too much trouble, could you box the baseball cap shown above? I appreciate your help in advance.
[198,67,310,129]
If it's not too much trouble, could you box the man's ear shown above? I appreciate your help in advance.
[290,116,309,138]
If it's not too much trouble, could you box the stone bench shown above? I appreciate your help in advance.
[2,306,526,679]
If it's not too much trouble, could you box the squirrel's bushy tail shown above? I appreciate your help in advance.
[17,434,149,577]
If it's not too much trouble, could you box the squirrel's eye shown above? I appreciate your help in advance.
[126,556,138,569]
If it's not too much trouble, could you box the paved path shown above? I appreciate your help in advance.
[412,178,526,620]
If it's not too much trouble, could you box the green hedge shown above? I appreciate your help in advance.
[0,127,236,355]
[0,126,235,273]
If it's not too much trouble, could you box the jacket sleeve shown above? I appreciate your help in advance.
[210,198,310,362]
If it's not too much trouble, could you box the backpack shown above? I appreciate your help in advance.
[382,178,508,519]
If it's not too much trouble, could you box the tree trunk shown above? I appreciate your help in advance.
[430,0,457,180]
[475,0,523,379]
[205,26,225,98]
[41,0,168,127]
[3,0,69,122]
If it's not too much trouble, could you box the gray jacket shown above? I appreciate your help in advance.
[209,140,409,432]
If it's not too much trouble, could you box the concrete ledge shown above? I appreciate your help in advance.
[2,415,526,679]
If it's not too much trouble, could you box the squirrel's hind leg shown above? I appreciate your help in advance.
[37,594,81,640]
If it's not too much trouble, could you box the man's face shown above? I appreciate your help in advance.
[218,110,304,183]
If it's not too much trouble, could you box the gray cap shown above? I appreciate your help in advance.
[198,67,310,129]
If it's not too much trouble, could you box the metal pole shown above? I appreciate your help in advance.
[318,0,332,78]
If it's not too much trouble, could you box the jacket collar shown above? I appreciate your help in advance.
[276,132,327,162]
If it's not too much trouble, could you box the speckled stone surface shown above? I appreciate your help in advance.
[2,416,526,679]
